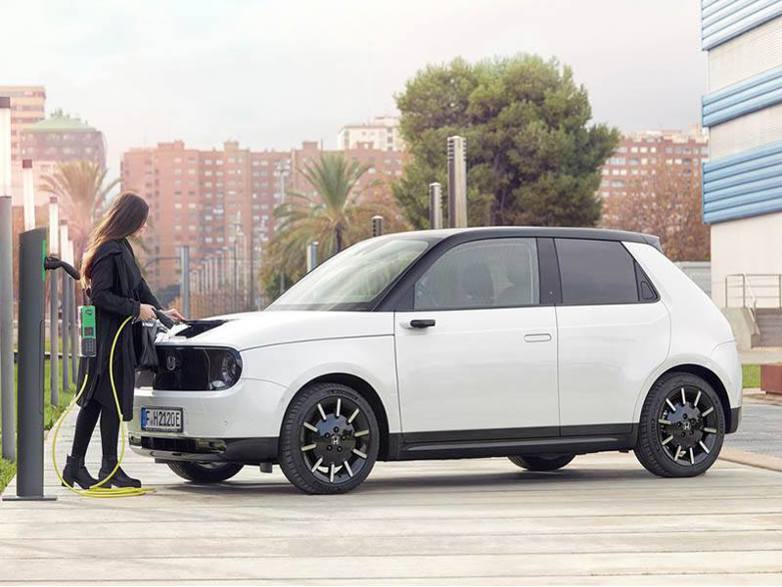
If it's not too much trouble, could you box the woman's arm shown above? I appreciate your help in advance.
[90,256,140,319]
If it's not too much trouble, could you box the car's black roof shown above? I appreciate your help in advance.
[389,226,662,250]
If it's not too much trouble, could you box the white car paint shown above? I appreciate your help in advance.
[130,231,741,462]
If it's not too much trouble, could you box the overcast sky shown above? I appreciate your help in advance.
[1,0,706,171]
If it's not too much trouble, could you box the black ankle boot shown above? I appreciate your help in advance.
[99,456,142,489]
[62,455,99,489]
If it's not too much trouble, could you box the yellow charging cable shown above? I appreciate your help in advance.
[52,315,154,497]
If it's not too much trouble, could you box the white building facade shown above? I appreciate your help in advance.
[701,0,782,309]
[337,116,404,152]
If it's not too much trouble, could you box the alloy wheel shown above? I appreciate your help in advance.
[657,385,721,466]
[298,396,372,484]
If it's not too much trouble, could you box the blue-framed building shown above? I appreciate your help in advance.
[701,0,782,309]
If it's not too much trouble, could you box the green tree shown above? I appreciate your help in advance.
[260,152,407,301]
[394,55,620,228]
[41,160,120,261]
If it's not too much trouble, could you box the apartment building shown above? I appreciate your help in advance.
[337,115,404,152]
[599,129,708,199]
[0,85,46,203]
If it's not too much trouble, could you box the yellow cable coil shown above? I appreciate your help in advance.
[52,315,154,497]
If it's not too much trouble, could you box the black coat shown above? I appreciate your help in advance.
[76,239,161,420]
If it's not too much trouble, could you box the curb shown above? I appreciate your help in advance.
[719,447,782,473]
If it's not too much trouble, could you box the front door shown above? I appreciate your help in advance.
[394,238,559,436]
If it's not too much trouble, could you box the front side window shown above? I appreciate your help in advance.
[269,237,430,311]
[414,239,539,310]
[556,239,639,305]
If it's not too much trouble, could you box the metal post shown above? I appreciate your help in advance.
[447,136,468,228]
[70,264,78,384]
[48,197,59,407]
[0,196,13,461]
[249,228,255,311]
[306,241,319,273]
[0,96,13,461]
[233,242,238,312]
[180,245,190,319]
[4,227,56,501]
[428,182,443,229]
[59,224,70,392]
[778,274,781,309]
[22,159,35,230]
[371,216,384,237]
[742,274,746,308]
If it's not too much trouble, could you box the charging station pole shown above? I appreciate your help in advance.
[60,225,70,392]
[4,227,56,501]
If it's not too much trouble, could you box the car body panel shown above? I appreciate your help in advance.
[394,307,558,433]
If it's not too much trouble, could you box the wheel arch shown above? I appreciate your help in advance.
[644,363,733,432]
[286,373,392,460]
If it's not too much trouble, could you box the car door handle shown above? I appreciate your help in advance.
[524,333,551,343]
[403,319,436,329]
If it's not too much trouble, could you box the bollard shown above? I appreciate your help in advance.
[447,136,468,228]
[4,228,56,501]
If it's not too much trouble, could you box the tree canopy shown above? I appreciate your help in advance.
[394,55,620,228]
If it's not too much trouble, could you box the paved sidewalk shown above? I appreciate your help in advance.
[1,406,781,584]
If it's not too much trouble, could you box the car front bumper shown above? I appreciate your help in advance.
[128,377,287,463]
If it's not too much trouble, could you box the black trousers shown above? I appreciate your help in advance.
[70,397,120,459]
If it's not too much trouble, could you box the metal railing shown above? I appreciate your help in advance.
[724,274,782,314]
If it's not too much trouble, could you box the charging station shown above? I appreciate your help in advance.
[4,227,80,501]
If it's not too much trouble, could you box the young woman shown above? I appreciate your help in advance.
[62,192,184,489]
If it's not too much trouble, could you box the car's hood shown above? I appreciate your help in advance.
[158,310,394,351]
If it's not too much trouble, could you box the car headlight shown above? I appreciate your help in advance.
[153,346,242,391]
[211,349,242,390]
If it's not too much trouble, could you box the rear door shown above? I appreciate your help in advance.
[394,238,559,435]
[554,238,670,430]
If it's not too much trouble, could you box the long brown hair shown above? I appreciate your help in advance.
[81,192,149,288]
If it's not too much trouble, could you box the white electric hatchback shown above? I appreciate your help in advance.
[130,227,742,494]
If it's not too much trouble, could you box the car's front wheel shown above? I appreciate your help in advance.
[279,382,379,494]
[509,454,575,471]
[635,372,725,477]
[167,461,244,483]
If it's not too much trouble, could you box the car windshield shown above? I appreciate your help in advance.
[268,237,431,311]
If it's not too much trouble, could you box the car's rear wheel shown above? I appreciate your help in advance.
[635,372,725,477]
[167,461,244,483]
[279,382,379,494]
[508,454,575,471]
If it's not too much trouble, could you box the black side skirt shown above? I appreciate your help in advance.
[385,424,638,461]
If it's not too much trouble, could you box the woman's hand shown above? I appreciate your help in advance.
[138,303,157,322]
[164,308,186,322]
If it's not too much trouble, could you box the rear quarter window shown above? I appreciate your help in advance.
[555,238,640,305]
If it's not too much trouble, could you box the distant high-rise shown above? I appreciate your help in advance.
[122,138,408,293]
[337,115,404,152]
[0,85,46,203]
[598,129,708,199]
[21,109,106,168]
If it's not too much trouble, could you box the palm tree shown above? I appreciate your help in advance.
[261,152,406,301]
[41,160,120,261]
[275,152,374,255]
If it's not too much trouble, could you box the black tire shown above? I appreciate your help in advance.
[509,454,575,471]
[635,372,725,478]
[167,461,244,483]
[279,382,379,495]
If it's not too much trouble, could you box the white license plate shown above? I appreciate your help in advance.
[141,407,183,432]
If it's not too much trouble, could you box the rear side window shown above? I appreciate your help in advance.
[555,239,639,305]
